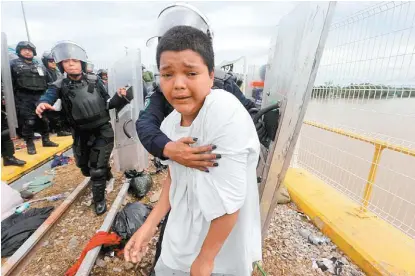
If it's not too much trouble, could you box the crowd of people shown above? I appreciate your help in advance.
[1,42,111,163]
[2,2,273,275]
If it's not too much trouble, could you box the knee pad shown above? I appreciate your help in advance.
[90,168,107,181]
[80,167,90,177]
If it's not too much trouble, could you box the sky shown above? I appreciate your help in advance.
[1,1,380,69]
[1,1,296,69]
[2,1,411,86]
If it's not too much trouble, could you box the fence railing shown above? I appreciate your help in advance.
[303,121,415,212]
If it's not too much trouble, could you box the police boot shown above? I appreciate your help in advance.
[3,156,26,166]
[26,139,37,155]
[92,181,107,215]
[107,169,113,181]
[57,130,72,137]
[42,137,59,147]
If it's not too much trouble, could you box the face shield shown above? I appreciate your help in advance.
[146,4,212,47]
[86,62,94,73]
[51,41,88,64]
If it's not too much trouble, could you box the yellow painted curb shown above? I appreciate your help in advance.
[1,136,73,183]
[284,168,415,276]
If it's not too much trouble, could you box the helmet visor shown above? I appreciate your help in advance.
[146,6,209,47]
[52,42,88,63]
[19,41,36,49]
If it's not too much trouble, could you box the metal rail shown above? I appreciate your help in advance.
[2,178,90,276]
[304,120,415,211]
[75,179,130,276]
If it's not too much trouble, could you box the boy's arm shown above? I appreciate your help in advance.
[124,169,171,263]
[143,168,171,228]
[191,94,260,274]
[191,211,240,275]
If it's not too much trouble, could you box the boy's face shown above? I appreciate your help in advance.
[62,59,82,75]
[159,49,214,118]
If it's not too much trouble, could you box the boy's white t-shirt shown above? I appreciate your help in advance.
[160,89,262,276]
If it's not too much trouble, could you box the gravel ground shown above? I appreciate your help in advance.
[2,158,366,276]
[254,202,365,276]
[93,166,365,276]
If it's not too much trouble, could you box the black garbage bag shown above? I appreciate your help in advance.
[153,157,168,174]
[1,206,54,257]
[125,170,153,199]
[111,202,152,241]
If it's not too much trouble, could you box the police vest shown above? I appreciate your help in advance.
[11,58,47,92]
[61,76,110,129]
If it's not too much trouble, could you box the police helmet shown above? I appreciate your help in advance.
[16,41,37,58]
[97,69,108,78]
[51,41,88,73]
[146,3,213,47]
[41,51,54,67]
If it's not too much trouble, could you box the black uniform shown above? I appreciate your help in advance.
[1,84,26,166]
[43,65,71,136]
[39,74,128,214]
[136,69,258,271]
[10,57,56,152]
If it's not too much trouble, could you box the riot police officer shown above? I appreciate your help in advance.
[35,41,129,215]
[135,3,267,273]
[97,69,108,90]
[41,51,71,137]
[10,41,59,154]
[86,61,95,75]
[1,82,26,166]
[41,51,62,84]
[97,69,108,82]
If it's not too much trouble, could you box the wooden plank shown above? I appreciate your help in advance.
[258,2,337,238]
[1,177,90,276]
[75,180,130,276]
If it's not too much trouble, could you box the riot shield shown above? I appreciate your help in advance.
[258,2,336,236]
[1,32,18,138]
[108,49,148,172]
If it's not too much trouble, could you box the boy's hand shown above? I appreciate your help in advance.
[163,137,220,172]
[124,223,156,263]
[36,103,55,118]
[190,255,214,276]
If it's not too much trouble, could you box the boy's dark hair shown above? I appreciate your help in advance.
[156,25,214,73]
